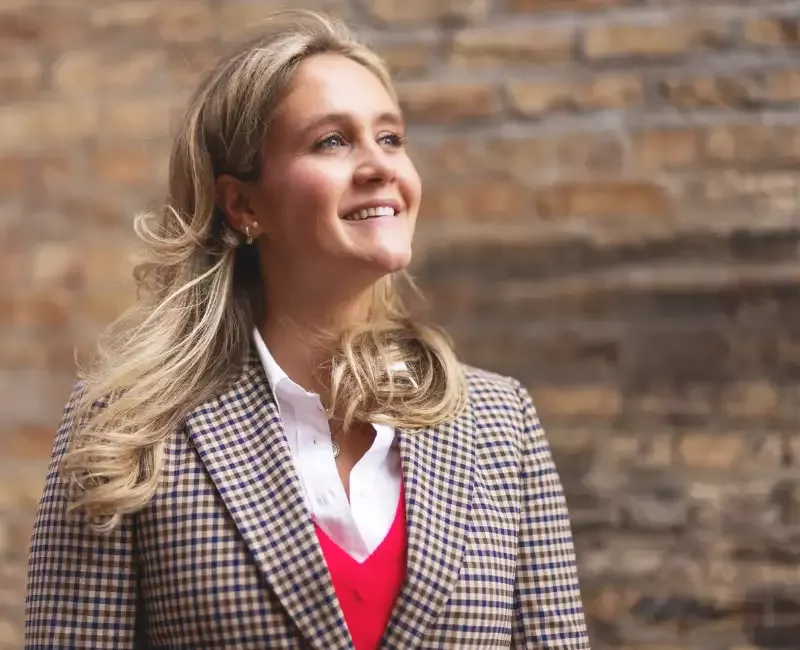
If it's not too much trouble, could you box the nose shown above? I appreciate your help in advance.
[353,143,396,186]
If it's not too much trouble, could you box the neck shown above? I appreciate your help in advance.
[258,282,378,395]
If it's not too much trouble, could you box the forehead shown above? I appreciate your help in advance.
[273,53,397,128]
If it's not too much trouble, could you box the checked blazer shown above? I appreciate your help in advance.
[26,348,591,649]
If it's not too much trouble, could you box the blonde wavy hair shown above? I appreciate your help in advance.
[63,9,467,532]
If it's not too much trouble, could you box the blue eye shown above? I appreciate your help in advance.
[379,132,407,147]
[316,133,347,151]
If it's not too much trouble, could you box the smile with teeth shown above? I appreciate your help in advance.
[342,205,397,221]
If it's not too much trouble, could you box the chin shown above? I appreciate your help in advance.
[365,247,412,275]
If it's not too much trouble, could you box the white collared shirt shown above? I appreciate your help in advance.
[253,328,403,563]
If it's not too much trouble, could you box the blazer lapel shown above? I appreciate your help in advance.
[381,404,476,649]
[185,348,350,650]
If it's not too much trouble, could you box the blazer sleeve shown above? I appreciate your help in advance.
[25,385,140,650]
[511,382,592,649]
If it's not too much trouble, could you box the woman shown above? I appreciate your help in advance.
[26,10,590,650]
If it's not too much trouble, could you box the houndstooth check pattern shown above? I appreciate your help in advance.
[26,348,590,649]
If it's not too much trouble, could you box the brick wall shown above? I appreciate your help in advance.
[2,1,799,648]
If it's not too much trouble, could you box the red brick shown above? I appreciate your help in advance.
[482,132,625,176]
[744,17,800,47]
[89,0,160,29]
[363,0,490,25]
[0,615,23,647]
[483,137,558,175]
[583,587,637,625]
[0,561,26,610]
[556,133,626,172]
[678,433,744,470]
[535,180,674,220]
[79,245,139,297]
[0,252,28,299]
[0,468,47,510]
[57,195,131,231]
[703,124,776,163]
[398,82,499,124]
[219,1,291,40]
[638,434,673,468]
[165,43,221,86]
[25,154,74,211]
[763,69,800,101]
[53,49,164,94]
[9,290,74,330]
[409,138,483,178]
[720,381,779,418]
[153,1,215,43]
[30,242,83,290]
[509,0,629,12]
[657,74,759,108]
[774,126,800,165]
[0,426,54,461]
[741,433,784,472]
[374,40,433,77]
[421,180,535,220]
[0,102,98,151]
[5,512,36,559]
[632,129,701,168]
[532,385,622,418]
[545,428,594,454]
[583,21,729,58]
[2,0,38,8]
[451,25,573,68]
[91,144,154,187]
[82,290,136,325]
[0,156,27,195]
[220,0,348,41]
[98,97,179,139]
[0,54,42,101]
[699,170,800,213]
[507,74,642,116]
[0,7,87,51]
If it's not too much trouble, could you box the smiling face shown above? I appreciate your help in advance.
[246,52,421,305]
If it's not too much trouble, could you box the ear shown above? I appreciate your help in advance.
[215,174,263,238]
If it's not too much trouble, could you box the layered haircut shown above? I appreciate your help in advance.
[62,10,467,532]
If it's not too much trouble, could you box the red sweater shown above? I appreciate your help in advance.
[314,490,407,650]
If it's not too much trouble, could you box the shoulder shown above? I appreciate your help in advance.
[462,363,524,404]
[460,363,530,433]
[457,365,546,496]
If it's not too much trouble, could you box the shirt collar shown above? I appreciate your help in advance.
[252,327,412,398]
[252,327,294,396]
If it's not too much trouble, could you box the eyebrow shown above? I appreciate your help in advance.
[300,111,405,137]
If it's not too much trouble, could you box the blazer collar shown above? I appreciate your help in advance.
[185,348,349,650]
[185,347,475,650]
[383,409,475,648]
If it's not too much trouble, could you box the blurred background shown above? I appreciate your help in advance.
[2,0,799,648]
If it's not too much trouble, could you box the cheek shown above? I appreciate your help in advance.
[400,158,422,205]
[265,163,348,236]
[283,164,342,210]
[400,160,422,223]
[269,164,347,250]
